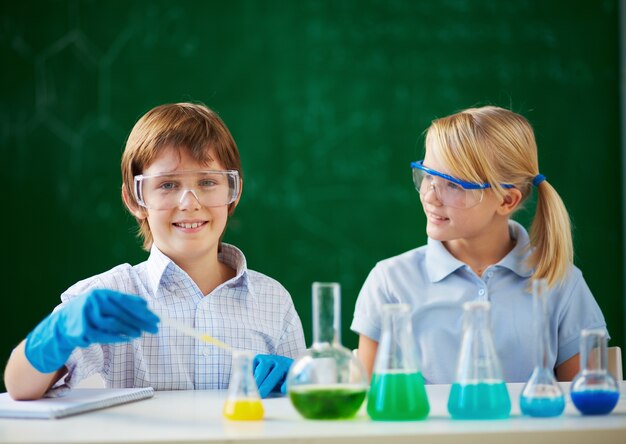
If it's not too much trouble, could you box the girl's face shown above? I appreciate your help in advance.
[136,146,237,265]
[420,153,504,245]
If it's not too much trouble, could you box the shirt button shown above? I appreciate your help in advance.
[202,348,211,357]
[487,271,494,278]
[478,289,485,296]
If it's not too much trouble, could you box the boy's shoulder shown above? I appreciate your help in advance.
[220,243,291,299]
[245,268,290,298]
[62,263,143,297]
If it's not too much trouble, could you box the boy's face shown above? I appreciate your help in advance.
[134,145,238,265]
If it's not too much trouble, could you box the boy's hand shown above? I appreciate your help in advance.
[252,354,293,398]
[24,289,160,373]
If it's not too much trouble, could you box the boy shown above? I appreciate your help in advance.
[5,103,305,399]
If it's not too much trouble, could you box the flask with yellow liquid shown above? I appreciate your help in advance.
[223,350,264,421]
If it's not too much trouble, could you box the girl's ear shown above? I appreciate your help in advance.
[122,185,148,220]
[497,187,523,216]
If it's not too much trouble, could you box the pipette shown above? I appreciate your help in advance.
[158,313,234,352]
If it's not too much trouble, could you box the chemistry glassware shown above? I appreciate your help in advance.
[519,279,565,417]
[447,300,511,419]
[570,329,619,415]
[367,303,429,421]
[223,350,264,420]
[286,282,368,419]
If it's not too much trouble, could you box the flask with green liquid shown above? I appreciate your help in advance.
[367,303,429,421]
[287,282,368,419]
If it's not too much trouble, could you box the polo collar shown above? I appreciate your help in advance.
[145,243,250,298]
[425,220,533,283]
[498,220,533,278]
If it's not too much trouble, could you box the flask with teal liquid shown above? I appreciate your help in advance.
[447,300,511,419]
[367,303,429,421]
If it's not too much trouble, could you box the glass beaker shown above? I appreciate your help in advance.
[519,279,565,417]
[447,300,511,419]
[367,303,429,421]
[286,282,368,419]
[223,350,264,421]
[570,329,619,415]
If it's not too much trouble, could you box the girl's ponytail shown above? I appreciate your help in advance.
[529,180,573,287]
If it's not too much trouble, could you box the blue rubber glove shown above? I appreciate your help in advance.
[252,354,294,398]
[25,289,160,373]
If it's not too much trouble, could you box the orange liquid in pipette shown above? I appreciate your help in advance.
[223,399,264,420]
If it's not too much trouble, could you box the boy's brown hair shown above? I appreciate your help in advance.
[121,102,242,250]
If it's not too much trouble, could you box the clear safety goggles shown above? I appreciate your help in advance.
[411,160,512,209]
[133,170,240,210]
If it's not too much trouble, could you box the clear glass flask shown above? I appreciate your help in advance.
[223,350,264,421]
[519,279,565,417]
[367,303,429,421]
[447,300,511,419]
[570,329,619,415]
[286,282,368,419]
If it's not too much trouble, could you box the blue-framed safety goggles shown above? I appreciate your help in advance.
[410,160,513,208]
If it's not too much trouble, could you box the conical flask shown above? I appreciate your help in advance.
[223,350,264,420]
[520,279,565,417]
[286,282,368,419]
[447,300,511,419]
[570,329,619,415]
[367,303,429,421]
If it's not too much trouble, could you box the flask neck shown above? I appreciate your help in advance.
[456,301,503,382]
[463,304,490,332]
[228,350,259,399]
[375,304,417,372]
[531,279,551,370]
[580,329,609,373]
[312,282,341,345]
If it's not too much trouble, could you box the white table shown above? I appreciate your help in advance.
[1,382,625,444]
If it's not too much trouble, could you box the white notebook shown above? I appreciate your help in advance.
[0,387,154,419]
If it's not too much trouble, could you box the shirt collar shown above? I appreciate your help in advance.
[425,220,533,283]
[145,242,250,297]
[425,237,467,283]
[498,220,533,278]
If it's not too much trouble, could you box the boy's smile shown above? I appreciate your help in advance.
[173,219,208,231]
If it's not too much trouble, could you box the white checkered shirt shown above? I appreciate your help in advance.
[51,243,305,392]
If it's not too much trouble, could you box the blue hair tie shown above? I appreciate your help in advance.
[532,174,546,187]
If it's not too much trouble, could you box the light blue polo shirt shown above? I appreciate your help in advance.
[350,221,608,384]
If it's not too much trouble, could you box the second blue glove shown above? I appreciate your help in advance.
[252,354,293,398]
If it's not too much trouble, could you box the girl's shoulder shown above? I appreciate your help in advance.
[374,245,429,272]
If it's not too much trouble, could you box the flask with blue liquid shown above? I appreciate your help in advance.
[570,329,619,415]
[447,300,511,419]
[519,279,565,417]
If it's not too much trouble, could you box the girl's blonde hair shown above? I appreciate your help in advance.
[424,105,573,287]
[121,102,242,250]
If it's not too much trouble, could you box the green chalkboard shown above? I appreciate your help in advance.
[1,0,622,392]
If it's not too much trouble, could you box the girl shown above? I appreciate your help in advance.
[351,105,608,383]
